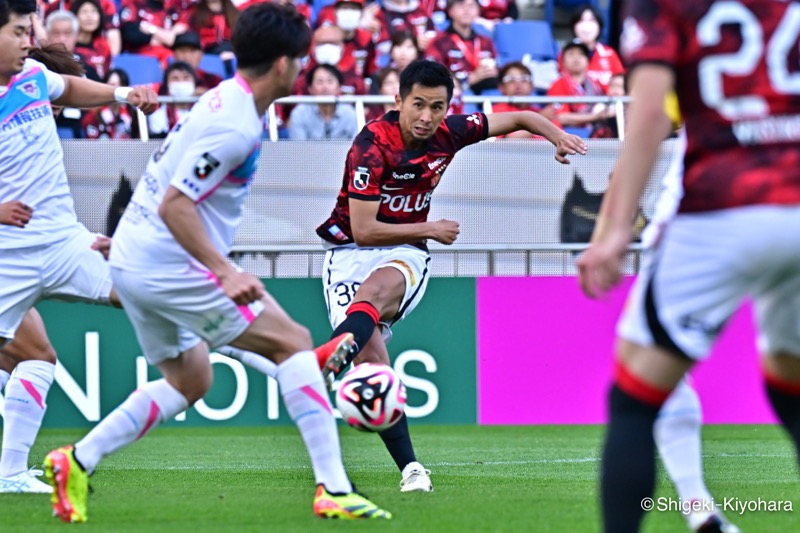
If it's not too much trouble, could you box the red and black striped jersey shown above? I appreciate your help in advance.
[317,110,489,250]
[622,0,800,213]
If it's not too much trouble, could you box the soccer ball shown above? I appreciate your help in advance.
[335,363,407,432]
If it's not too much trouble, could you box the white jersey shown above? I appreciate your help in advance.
[640,131,686,248]
[0,59,70,249]
[110,76,264,270]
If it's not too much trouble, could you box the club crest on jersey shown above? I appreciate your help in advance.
[194,152,221,180]
[16,80,40,100]
[353,166,370,190]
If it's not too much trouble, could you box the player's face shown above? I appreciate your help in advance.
[0,13,32,81]
[396,83,448,146]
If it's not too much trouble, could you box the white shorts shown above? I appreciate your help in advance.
[111,263,264,365]
[0,227,113,341]
[323,244,431,343]
[618,205,800,360]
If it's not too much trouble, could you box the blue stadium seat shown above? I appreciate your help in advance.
[494,21,558,64]
[111,54,163,86]
[199,54,228,79]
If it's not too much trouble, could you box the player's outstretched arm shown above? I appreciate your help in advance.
[159,187,265,305]
[486,111,588,164]
[53,76,159,115]
[578,64,674,299]
[350,198,460,246]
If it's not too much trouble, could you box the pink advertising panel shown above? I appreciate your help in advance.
[477,277,777,425]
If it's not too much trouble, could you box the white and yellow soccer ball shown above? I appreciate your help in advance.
[335,363,407,432]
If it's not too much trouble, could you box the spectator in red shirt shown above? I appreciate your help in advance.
[294,24,367,95]
[171,31,223,93]
[425,0,498,94]
[82,68,135,139]
[173,0,237,55]
[119,0,182,63]
[493,61,558,139]
[558,4,624,92]
[43,0,122,55]
[320,0,378,80]
[372,0,437,58]
[71,0,112,79]
[547,39,612,137]
[476,0,517,34]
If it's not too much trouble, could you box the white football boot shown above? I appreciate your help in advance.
[400,462,433,493]
[0,467,54,493]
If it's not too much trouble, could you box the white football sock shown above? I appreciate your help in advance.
[278,351,351,494]
[0,360,54,477]
[655,379,713,505]
[75,379,188,474]
[217,345,278,378]
[0,369,10,391]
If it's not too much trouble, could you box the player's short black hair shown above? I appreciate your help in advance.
[0,0,36,29]
[399,59,454,103]
[232,3,311,76]
[306,63,343,88]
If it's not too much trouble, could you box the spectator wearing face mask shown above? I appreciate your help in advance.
[557,4,624,93]
[315,0,377,80]
[148,61,198,137]
[293,24,368,96]
[289,64,358,140]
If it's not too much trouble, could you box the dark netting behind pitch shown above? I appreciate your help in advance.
[62,138,677,277]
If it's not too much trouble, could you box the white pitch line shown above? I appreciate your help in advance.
[97,453,794,472]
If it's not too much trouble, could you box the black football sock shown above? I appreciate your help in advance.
[330,302,380,376]
[378,414,417,472]
[601,384,662,533]
[765,380,800,467]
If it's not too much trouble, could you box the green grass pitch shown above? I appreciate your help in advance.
[1,425,796,532]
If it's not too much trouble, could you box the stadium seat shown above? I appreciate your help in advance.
[111,54,163,86]
[494,21,558,64]
[199,54,232,79]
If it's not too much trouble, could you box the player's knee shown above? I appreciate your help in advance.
[276,322,313,360]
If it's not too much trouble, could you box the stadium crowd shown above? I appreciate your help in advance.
[33,0,625,139]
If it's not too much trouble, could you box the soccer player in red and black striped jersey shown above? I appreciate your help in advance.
[316,59,586,492]
[578,1,800,531]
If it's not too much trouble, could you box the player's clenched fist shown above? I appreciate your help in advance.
[0,200,33,227]
[554,133,588,164]
[430,219,460,245]
[127,86,159,115]
[219,271,266,305]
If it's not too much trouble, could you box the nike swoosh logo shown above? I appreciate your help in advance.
[381,185,404,191]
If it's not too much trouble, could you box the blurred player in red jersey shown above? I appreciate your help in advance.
[578,1,800,531]
[315,59,586,492]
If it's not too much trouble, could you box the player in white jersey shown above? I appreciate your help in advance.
[0,3,158,494]
[44,3,391,523]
